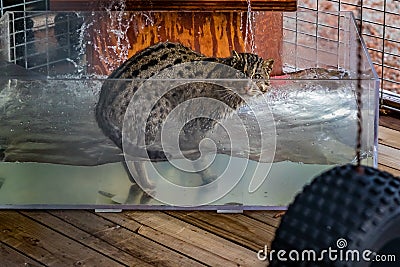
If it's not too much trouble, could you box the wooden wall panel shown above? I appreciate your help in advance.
[49,1,285,76]
[50,0,297,11]
[86,12,283,76]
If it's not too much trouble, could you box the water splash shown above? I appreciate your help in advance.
[142,11,155,26]
[75,13,93,76]
[243,0,256,53]
[93,0,135,72]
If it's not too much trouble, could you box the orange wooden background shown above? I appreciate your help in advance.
[85,12,283,76]
[49,1,287,76]
[50,0,297,11]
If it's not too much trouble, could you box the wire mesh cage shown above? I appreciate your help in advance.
[0,0,85,76]
[0,0,47,69]
[0,0,48,16]
[0,0,83,74]
[282,12,364,72]
[298,0,400,105]
[2,11,84,73]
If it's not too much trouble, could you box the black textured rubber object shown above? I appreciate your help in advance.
[270,164,400,267]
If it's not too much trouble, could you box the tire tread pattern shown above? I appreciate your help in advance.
[270,164,400,267]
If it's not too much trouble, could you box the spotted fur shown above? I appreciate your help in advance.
[96,42,274,151]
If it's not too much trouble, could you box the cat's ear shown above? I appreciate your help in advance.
[262,58,274,73]
[231,50,240,59]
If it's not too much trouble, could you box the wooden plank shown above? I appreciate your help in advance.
[0,241,44,267]
[379,126,400,150]
[100,211,262,267]
[21,211,151,267]
[378,144,400,171]
[168,211,276,251]
[49,210,204,267]
[50,0,297,11]
[0,211,122,266]
[244,211,283,228]
[380,115,400,132]
[97,213,234,267]
[254,12,283,75]
[378,164,400,177]
[86,12,283,76]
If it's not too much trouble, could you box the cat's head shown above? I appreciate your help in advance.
[229,51,274,93]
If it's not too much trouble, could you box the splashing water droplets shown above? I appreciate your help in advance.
[71,14,93,76]
[143,11,155,26]
[243,0,256,53]
[97,0,134,71]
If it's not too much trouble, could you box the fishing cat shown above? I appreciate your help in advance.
[96,41,274,190]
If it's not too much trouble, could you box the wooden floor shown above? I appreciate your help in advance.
[0,115,399,266]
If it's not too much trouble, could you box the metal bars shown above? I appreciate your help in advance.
[298,0,400,94]
[1,0,49,69]
[1,0,48,16]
